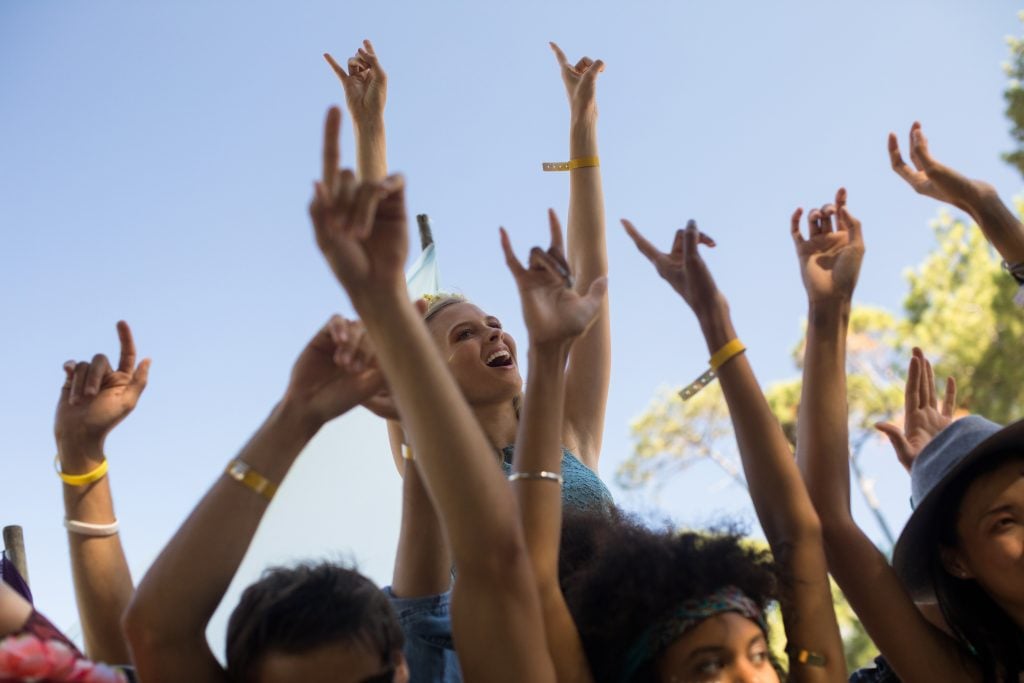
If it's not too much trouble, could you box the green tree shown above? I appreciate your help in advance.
[1003,12,1024,178]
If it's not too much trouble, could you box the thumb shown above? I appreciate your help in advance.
[875,422,913,472]
[584,276,609,306]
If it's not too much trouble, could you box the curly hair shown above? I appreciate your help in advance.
[559,508,779,683]
[225,561,403,683]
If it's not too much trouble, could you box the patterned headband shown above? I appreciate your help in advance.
[619,585,767,682]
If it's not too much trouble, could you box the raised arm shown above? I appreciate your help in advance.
[624,219,845,682]
[325,39,387,182]
[791,190,979,682]
[549,43,609,468]
[123,314,385,682]
[53,320,147,665]
[311,106,555,683]
[890,122,1024,265]
[500,210,606,683]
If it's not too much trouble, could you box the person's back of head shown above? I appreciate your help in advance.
[226,562,406,683]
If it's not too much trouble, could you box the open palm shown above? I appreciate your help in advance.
[791,188,865,303]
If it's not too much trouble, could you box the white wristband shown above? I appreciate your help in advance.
[64,518,119,537]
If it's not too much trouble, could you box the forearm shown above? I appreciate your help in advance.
[796,301,854,527]
[567,119,606,283]
[125,401,318,678]
[391,462,451,597]
[355,292,523,573]
[969,187,1024,264]
[514,343,570,587]
[697,309,822,548]
[353,117,387,183]
[59,441,133,664]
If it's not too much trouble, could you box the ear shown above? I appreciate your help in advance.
[940,545,974,580]
[393,651,411,683]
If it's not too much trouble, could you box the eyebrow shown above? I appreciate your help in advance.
[981,503,1015,522]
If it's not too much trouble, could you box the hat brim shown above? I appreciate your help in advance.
[892,418,1024,601]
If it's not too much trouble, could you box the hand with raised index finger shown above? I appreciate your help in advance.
[324,39,387,128]
[549,41,604,122]
[501,209,607,347]
[791,187,865,305]
[54,320,151,457]
[875,348,958,473]
[309,106,408,305]
[622,218,722,319]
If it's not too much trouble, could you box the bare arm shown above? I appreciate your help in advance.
[791,191,980,682]
[624,220,845,682]
[890,122,1024,264]
[54,321,148,665]
[325,39,387,182]
[550,44,610,468]
[311,107,555,683]
[501,213,606,683]
[123,316,385,682]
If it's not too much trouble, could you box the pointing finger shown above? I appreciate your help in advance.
[116,320,136,373]
[322,107,342,190]
[621,219,664,265]
[323,53,349,83]
[790,208,805,245]
[499,227,527,277]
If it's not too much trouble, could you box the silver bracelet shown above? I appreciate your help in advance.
[64,518,119,537]
[508,471,563,485]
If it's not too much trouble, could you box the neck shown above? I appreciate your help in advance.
[472,400,519,451]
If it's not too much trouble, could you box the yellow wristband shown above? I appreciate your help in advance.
[402,445,415,461]
[225,459,278,501]
[709,339,746,371]
[541,156,600,172]
[788,647,827,667]
[54,455,109,487]
[678,340,746,401]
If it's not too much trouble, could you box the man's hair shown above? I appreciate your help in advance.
[225,561,404,682]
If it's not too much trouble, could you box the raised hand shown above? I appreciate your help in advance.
[309,106,407,303]
[284,315,386,426]
[622,218,721,318]
[324,40,387,126]
[501,210,607,346]
[888,122,994,216]
[54,320,150,455]
[549,42,604,122]
[791,187,865,304]
[875,348,958,473]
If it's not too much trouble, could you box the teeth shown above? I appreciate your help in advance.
[486,350,511,365]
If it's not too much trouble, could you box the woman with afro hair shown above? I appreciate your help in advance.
[532,214,849,683]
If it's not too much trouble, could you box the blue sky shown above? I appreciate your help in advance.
[1,0,1021,654]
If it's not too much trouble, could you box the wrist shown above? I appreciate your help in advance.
[527,339,572,366]
[268,397,323,444]
[56,439,107,472]
[569,120,598,155]
[808,300,851,327]
[698,310,737,356]
[351,114,385,135]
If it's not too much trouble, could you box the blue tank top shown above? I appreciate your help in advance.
[500,445,614,511]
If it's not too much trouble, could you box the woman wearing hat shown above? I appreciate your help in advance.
[793,186,1024,681]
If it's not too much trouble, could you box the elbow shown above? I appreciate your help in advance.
[457,527,531,583]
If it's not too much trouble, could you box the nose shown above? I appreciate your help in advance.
[487,327,502,343]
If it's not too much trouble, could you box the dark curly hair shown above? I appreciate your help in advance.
[225,561,404,682]
[559,507,779,683]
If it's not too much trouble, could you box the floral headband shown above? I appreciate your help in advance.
[619,585,767,682]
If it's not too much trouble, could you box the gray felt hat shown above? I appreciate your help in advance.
[892,415,1024,600]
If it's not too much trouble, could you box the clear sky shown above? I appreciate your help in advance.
[1,0,1021,655]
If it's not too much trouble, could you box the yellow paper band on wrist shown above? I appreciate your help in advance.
[541,156,600,172]
[710,339,746,371]
[54,455,109,487]
[678,340,746,402]
[225,459,278,501]
[402,445,415,461]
